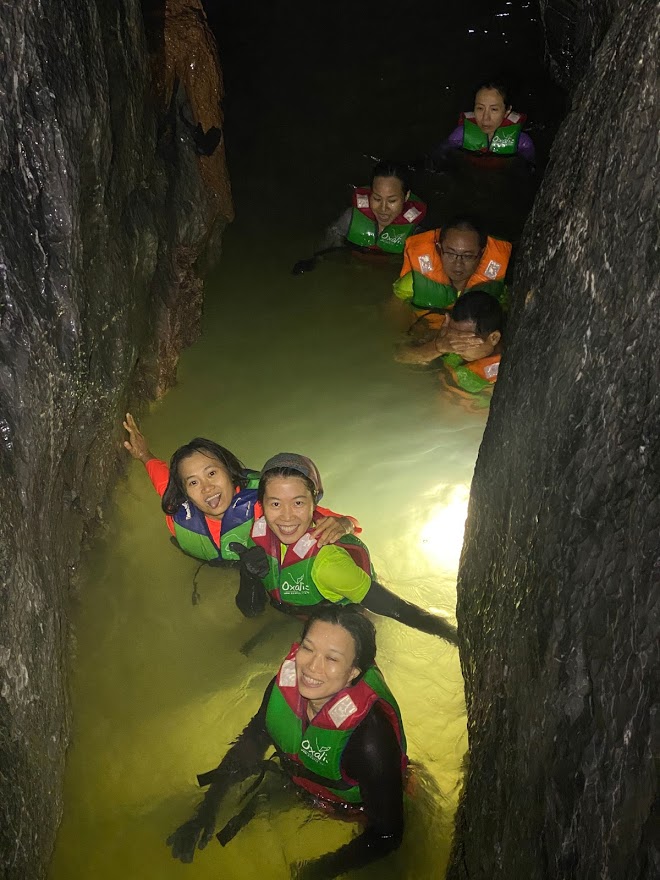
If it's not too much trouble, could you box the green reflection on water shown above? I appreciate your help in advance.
[50,224,486,879]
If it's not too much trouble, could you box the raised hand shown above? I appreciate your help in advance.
[122,413,153,463]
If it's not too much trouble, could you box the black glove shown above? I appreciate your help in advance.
[292,257,317,275]
[166,812,215,863]
[228,543,270,579]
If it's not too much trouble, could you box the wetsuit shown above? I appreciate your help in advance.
[168,677,404,879]
[234,518,458,644]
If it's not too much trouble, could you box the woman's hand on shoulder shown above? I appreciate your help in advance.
[312,516,355,547]
[122,412,153,463]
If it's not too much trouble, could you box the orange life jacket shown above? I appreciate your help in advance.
[398,230,511,311]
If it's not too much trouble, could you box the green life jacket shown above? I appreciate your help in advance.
[442,353,500,394]
[461,113,523,156]
[411,274,508,311]
[265,645,407,804]
[172,470,260,563]
[249,518,373,609]
[346,188,426,254]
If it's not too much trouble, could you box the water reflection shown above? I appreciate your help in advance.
[419,484,470,571]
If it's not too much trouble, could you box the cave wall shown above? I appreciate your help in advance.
[537,0,621,89]
[0,1,231,877]
[448,1,659,878]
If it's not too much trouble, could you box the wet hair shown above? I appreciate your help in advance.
[258,467,319,505]
[161,438,247,516]
[440,217,488,251]
[452,290,504,337]
[474,79,511,108]
[370,160,410,196]
[301,604,377,674]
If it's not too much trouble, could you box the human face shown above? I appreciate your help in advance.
[369,176,408,229]
[178,451,235,520]
[262,476,315,545]
[296,621,360,710]
[473,87,510,136]
[438,229,483,288]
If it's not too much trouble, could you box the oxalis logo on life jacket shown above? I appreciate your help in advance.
[379,229,405,245]
[301,738,331,764]
[280,573,310,595]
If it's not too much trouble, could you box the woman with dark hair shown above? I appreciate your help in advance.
[292,160,427,273]
[167,604,407,879]
[229,453,458,644]
[438,79,535,163]
[122,415,358,567]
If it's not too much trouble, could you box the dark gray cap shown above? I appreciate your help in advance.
[261,453,323,501]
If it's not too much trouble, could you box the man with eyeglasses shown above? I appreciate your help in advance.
[393,217,511,313]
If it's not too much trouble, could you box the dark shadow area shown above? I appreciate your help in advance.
[203,0,566,243]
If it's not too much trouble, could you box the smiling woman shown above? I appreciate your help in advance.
[121,415,358,567]
[291,160,427,273]
[229,453,458,644]
[166,605,407,880]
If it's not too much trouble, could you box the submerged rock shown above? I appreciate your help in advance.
[449,2,659,879]
[0,1,231,877]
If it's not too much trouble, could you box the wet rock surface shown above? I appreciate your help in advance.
[538,0,627,89]
[449,2,659,878]
[0,1,230,877]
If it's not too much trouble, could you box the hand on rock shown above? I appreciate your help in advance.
[122,413,153,463]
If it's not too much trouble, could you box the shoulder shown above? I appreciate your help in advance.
[344,702,401,770]
[405,228,437,251]
[314,543,358,569]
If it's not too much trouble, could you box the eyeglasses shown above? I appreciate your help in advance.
[438,247,481,263]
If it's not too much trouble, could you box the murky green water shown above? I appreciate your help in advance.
[50,3,554,877]
[50,232,482,878]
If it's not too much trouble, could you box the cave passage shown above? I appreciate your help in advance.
[49,2,557,877]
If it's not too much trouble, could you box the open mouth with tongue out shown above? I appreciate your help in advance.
[204,493,222,511]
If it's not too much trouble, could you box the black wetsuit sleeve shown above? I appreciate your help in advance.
[363,580,458,645]
[167,680,276,862]
[193,680,274,808]
[296,704,404,880]
[319,208,352,251]
[209,679,274,777]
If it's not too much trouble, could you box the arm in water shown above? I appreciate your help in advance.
[363,580,458,644]
[313,547,458,645]
[318,208,352,251]
[291,209,351,274]
[166,682,274,862]
[293,705,404,880]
